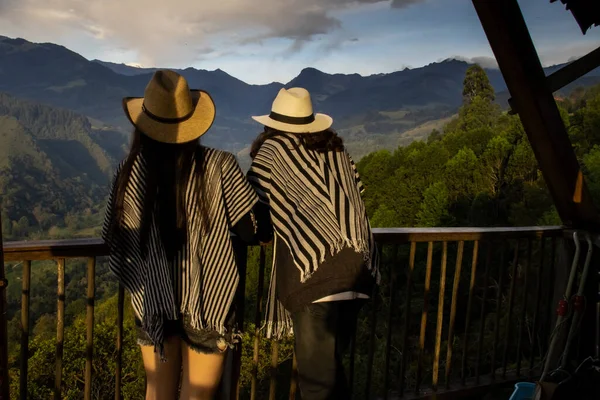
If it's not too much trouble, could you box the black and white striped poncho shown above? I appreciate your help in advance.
[247,133,380,339]
[102,148,258,356]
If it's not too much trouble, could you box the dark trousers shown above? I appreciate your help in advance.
[291,300,364,400]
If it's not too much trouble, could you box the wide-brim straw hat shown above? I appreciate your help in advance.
[252,87,333,134]
[123,69,216,144]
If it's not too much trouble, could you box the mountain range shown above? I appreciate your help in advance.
[3,35,600,160]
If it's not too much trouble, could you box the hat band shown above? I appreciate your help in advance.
[269,111,315,125]
[142,103,195,124]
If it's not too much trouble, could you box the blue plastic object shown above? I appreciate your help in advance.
[509,382,536,400]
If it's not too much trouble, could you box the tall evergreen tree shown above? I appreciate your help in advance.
[462,64,495,104]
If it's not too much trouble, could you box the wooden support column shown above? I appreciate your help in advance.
[473,0,600,230]
[0,213,10,400]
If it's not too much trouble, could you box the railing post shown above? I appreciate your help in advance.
[0,213,10,400]
[399,242,416,397]
[84,257,96,400]
[446,241,464,388]
[20,261,31,399]
[55,258,66,400]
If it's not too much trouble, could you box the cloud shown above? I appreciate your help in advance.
[444,55,499,69]
[469,56,499,69]
[391,0,426,9]
[538,42,599,67]
[0,0,424,66]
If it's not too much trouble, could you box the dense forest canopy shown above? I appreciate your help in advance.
[356,65,600,229]
[0,92,128,240]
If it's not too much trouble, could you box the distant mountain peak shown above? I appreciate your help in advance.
[298,67,327,76]
[124,62,144,68]
[439,58,470,65]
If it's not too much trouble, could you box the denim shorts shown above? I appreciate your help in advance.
[135,313,238,355]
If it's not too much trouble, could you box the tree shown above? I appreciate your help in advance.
[482,135,514,196]
[371,204,400,228]
[1,211,11,237]
[583,145,600,204]
[427,129,442,143]
[462,64,495,104]
[416,182,452,227]
[444,147,484,201]
[14,216,29,237]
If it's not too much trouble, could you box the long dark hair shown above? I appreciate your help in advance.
[250,126,344,158]
[109,130,209,259]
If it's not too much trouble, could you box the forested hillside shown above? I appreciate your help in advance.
[0,92,128,240]
[356,65,600,229]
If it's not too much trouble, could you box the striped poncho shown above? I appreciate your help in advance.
[102,147,258,356]
[247,133,379,338]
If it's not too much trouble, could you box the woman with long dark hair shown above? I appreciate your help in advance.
[248,88,380,399]
[103,70,257,399]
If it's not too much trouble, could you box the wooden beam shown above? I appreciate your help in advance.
[509,46,600,113]
[547,45,600,93]
[472,0,600,230]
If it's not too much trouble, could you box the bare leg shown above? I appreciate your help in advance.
[140,336,182,400]
[180,342,227,400]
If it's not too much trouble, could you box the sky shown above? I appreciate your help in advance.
[0,0,598,84]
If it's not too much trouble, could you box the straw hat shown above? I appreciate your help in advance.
[122,70,216,144]
[252,87,333,134]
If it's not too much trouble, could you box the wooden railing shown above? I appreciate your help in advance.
[1,227,572,399]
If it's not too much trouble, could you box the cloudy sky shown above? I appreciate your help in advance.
[0,0,599,84]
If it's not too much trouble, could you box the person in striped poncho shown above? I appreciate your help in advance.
[103,70,258,399]
[248,87,380,399]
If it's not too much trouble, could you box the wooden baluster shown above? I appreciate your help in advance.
[503,241,520,378]
[446,241,464,388]
[516,239,532,376]
[491,241,506,380]
[54,259,66,400]
[383,246,398,399]
[415,242,434,395]
[399,242,416,397]
[461,241,479,386]
[20,260,31,399]
[530,238,546,378]
[475,243,492,383]
[433,242,448,391]
[84,257,96,400]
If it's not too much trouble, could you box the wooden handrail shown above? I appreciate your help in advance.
[3,238,107,261]
[372,226,563,243]
[2,226,565,262]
